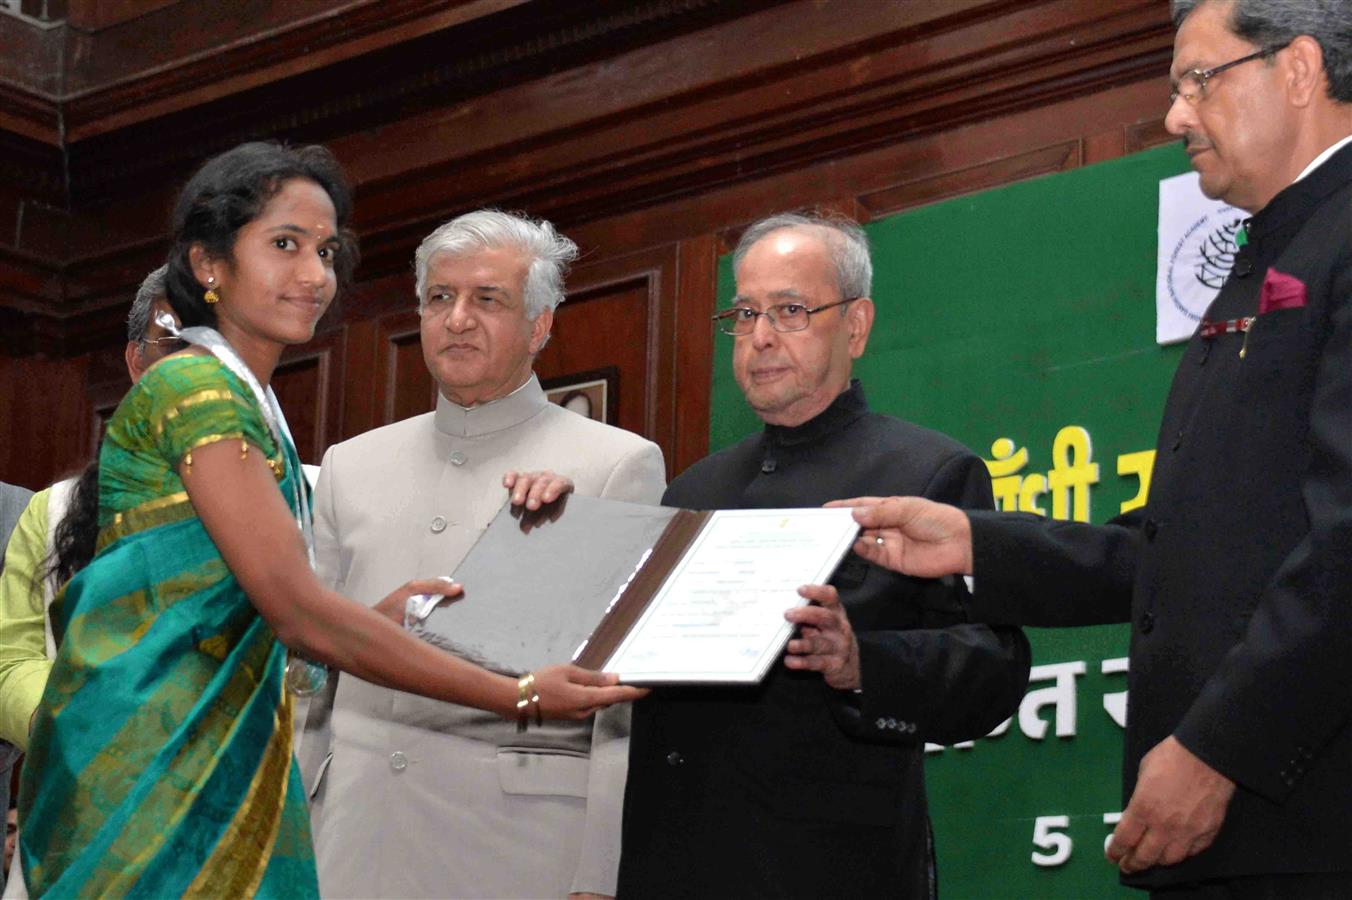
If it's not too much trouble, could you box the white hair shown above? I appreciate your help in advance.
[413,210,579,319]
[733,212,872,300]
[126,264,169,342]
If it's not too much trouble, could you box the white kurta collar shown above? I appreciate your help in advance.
[433,373,548,438]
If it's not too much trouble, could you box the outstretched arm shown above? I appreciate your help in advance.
[805,454,1030,745]
[837,497,1138,628]
[832,495,974,577]
[183,439,643,721]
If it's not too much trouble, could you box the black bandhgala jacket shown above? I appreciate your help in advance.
[968,142,1352,888]
[619,381,1030,899]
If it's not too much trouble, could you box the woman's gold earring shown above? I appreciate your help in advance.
[204,277,220,305]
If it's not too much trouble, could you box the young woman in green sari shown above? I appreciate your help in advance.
[16,142,642,898]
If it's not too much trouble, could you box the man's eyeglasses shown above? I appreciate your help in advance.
[138,336,189,355]
[1169,43,1288,106]
[712,297,856,336]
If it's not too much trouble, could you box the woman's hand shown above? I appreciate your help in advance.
[531,664,648,720]
[372,577,462,626]
[184,440,563,717]
[503,470,574,510]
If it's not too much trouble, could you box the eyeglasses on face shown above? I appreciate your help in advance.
[1169,42,1289,106]
[138,336,189,354]
[712,297,857,336]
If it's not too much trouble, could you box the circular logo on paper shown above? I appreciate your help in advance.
[1165,210,1245,322]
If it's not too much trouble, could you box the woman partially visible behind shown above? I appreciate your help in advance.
[16,142,640,898]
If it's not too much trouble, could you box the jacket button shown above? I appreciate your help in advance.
[450,450,467,466]
[1139,611,1155,634]
[430,516,447,534]
[390,751,409,773]
[666,751,684,766]
[1143,519,1158,541]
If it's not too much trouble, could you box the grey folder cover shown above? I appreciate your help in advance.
[416,495,683,675]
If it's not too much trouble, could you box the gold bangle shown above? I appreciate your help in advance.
[516,673,541,733]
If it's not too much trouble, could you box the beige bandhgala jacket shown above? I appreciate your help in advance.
[303,375,665,899]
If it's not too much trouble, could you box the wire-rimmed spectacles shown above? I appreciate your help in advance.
[137,335,189,354]
[1169,43,1288,107]
[712,297,856,336]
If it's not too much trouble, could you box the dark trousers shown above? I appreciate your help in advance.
[1151,872,1352,900]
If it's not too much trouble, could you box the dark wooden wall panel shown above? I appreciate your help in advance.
[537,279,651,443]
[563,245,679,451]
[378,315,435,428]
[0,2,1181,490]
[1,353,93,489]
[273,328,344,466]
[273,356,325,466]
[672,234,718,473]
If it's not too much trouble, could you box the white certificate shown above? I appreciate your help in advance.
[603,507,859,683]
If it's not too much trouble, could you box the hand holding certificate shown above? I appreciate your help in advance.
[417,496,859,684]
[592,507,860,683]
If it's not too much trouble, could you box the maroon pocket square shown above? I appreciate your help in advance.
[1258,268,1307,314]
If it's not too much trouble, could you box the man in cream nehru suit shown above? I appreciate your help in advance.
[308,210,666,899]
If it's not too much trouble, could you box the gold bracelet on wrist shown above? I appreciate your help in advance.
[516,672,542,733]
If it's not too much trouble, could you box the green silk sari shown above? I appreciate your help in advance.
[18,354,319,898]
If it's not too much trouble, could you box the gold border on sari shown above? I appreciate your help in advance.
[95,433,284,553]
[98,491,192,552]
[151,389,238,439]
[184,691,294,898]
[67,629,278,896]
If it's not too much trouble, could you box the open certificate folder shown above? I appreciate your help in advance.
[584,506,860,682]
[419,496,859,685]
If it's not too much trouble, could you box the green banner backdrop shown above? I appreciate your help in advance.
[709,142,1195,898]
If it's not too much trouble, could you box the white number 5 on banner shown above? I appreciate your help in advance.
[1031,815,1072,867]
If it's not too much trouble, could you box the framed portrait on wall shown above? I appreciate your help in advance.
[542,366,618,425]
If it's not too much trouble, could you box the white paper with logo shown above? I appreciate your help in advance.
[1156,170,1245,345]
[602,507,860,683]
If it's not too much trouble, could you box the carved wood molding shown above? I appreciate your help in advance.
[859,141,1083,218]
[569,77,1170,271]
[0,0,1176,357]
[0,1,523,139]
[343,0,1170,274]
[0,83,59,146]
[3,0,753,199]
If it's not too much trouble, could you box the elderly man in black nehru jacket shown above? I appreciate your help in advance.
[845,1,1352,897]
[616,212,1030,899]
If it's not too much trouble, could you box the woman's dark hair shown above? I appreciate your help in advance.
[164,141,360,329]
[39,460,101,593]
